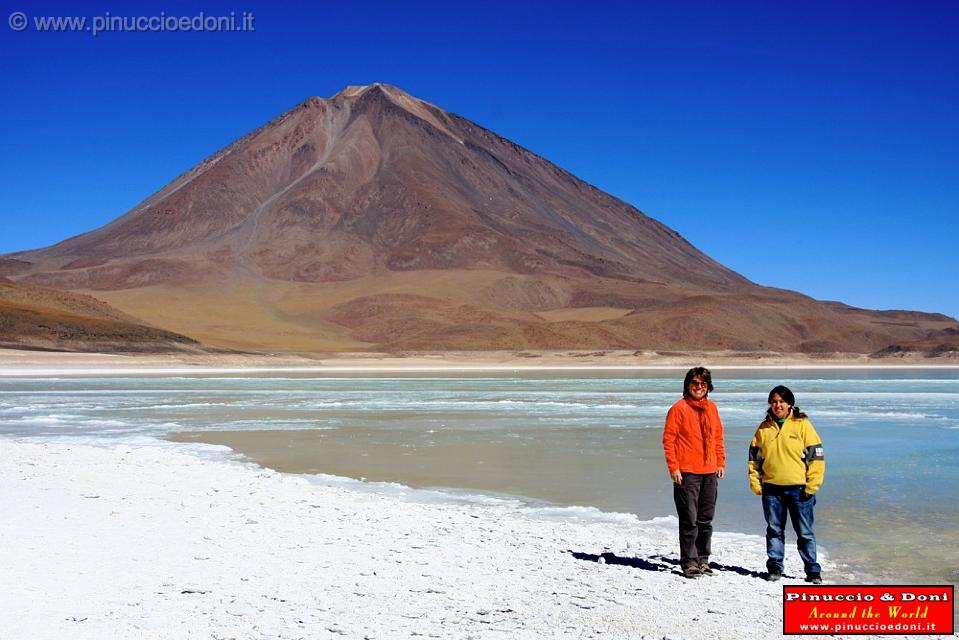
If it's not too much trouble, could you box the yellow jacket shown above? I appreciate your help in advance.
[748,414,825,496]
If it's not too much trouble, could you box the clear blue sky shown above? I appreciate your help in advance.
[2,0,956,318]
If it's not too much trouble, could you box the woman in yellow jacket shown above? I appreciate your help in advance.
[748,385,825,583]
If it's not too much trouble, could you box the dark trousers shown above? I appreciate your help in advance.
[673,472,718,569]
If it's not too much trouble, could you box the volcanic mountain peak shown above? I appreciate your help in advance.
[9,83,745,290]
[332,83,463,143]
[4,84,956,355]
[334,82,411,100]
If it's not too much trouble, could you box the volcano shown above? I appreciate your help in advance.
[3,84,956,353]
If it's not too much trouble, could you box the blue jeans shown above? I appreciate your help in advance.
[762,484,820,576]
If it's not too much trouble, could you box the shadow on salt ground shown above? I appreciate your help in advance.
[569,551,669,572]
[569,551,767,580]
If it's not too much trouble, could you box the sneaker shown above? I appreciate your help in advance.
[682,565,702,579]
[806,572,822,584]
[766,567,782,582]
[699,562,714,575]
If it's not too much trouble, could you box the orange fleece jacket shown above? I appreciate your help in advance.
[662,397,726,474]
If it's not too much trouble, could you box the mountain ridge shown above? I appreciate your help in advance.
[2,84,956,355]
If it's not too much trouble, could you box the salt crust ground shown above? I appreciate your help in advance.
[2,348,956,375]
[1,440,848,640]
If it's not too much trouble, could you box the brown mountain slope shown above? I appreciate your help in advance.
[9,84,743,290]
[2,84,956,354]
[0,281,201,352]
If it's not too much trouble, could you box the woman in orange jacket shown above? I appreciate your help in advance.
[662,367,726,578]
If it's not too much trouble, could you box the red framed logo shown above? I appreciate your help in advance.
[783,585,954,635]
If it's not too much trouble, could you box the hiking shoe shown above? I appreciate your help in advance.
[699,562,714,575]
[806,572,823,584]
[766,567,782,582]
[682,565,702,579]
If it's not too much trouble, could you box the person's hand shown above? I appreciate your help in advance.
[670,469,683,484]
[800,491,814,502]
[716,467,726,479]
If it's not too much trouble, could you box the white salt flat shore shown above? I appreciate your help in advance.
[1,348,957,376]
[0,439,859,640]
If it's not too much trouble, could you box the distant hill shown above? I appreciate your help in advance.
[3,84,956,355]
[0,280,201,352]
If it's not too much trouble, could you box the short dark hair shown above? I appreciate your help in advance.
[683,366,714,397]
